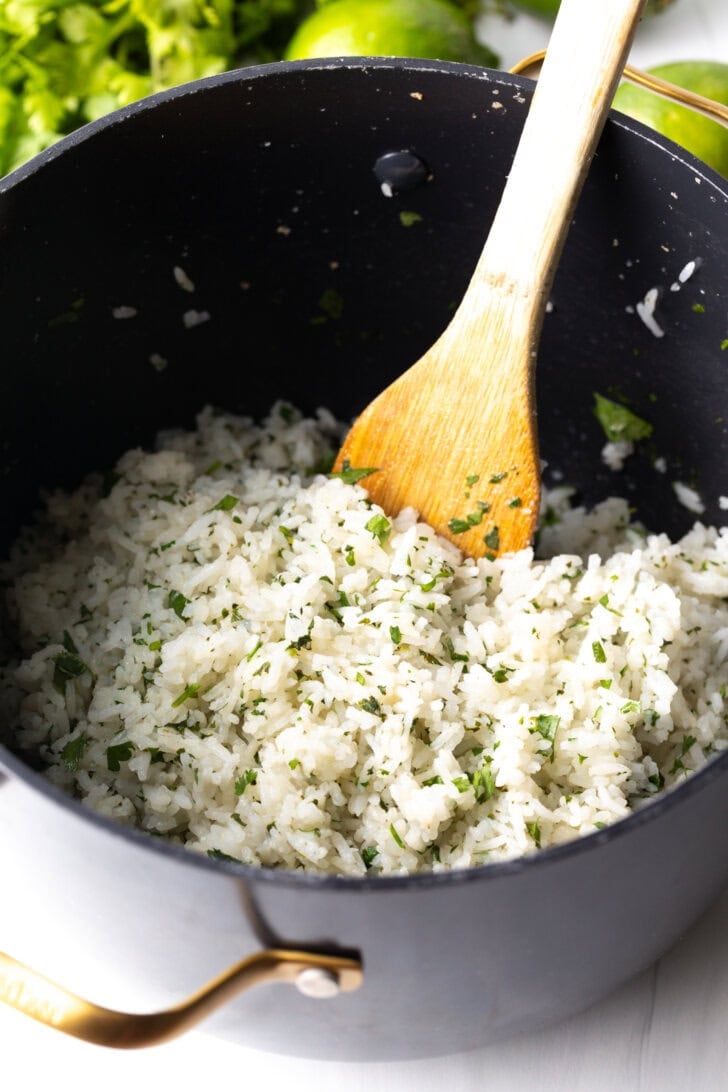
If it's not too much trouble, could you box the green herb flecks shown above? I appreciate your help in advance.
[359,696,382,715]
[592,640,607,664]
[526,820,542,848]
[361,846,378,869]
[593,393,653,443]
[106,741,134,772]
[172,683,201,708]
[235,769,258,795]
[211,494,239,512]
[168,590,190,619]
[365,514,391,544]
[329,461,379,485]
[470,765,496,803]
[399,210,422,227]
[317,287,344,320]
[444,637,469,664]
[448,507,489,534]
[52,631,92,695]
[531,714,560,760]
[484,526,500,552]
[389,823,405,849]
[61,733,88,772]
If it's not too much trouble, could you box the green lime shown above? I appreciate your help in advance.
[510,0,673,16]
[613,61,728,178]
[284,0,499,66]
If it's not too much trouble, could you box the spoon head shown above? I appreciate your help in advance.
[335,321,540,559]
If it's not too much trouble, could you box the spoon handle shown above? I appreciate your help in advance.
[473,0,647,309]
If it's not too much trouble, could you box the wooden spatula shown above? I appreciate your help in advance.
[335,0,648,558]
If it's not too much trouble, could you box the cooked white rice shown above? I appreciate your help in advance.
[2,402,728,875]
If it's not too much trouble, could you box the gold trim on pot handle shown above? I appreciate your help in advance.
[510,51,728,128]
[0,947,363,1049]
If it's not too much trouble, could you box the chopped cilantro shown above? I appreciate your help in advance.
[526,820,541,848]
[444,637,468,663]
[593,393,653,443]
[207,849,238,863]
[329,461,379,485]
[235,769,258,795]
[318,287,344,319]
[448,509,486,534]
[106,741,134,772]
[389,823,405,849]
[491,666,512,683]
[399,210,422,227]
[168,590,190,619]
[212,494,239,512]
[361,846,379,869]
[448,517,471,534]
[390,625,402,645]
[592,640,607,664]
[531,714,560,760]
[53,636,91,695]
[470,766,496,803]
[359,696,381,715]
[365,514,391,544]
[484,526,500,552]
[172,683,201,708]
[61,733,88,772]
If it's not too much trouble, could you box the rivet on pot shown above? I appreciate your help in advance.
[373,150,431,197]
[295,967,341,1000]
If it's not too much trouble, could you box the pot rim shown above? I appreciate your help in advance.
[3,55,728,893]
[2,55,727,197]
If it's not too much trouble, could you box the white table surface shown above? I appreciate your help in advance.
[2,3,728,1089]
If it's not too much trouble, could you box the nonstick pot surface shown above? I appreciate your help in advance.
[1,59,728,1060]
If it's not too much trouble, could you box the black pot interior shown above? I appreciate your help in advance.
[2,58,728,758]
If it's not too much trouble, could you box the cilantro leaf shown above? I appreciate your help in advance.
[593,394,653,443]
[329,462,380,485]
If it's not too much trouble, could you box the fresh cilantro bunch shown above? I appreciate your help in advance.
[0,0,313,175]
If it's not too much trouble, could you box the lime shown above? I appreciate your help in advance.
[284,0,499,66]
[510,0,673,16]
[613,61,728,178]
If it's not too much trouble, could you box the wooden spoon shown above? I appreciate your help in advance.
[335,0,648,558]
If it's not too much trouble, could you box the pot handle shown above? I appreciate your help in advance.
[0,946,362,1049]
[511,51,728,128]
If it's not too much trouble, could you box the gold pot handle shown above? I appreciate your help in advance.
[0,946,362,1049]
[510,51,728,128]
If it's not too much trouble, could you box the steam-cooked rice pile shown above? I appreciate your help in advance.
[3,403,728,875]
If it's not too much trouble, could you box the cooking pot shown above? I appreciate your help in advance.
[1,58,728,1061]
